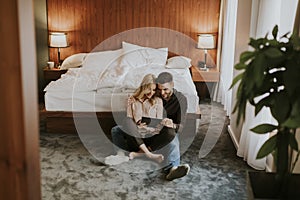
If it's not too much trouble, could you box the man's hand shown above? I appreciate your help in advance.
[137,122,147,128]
[161,118,174,128]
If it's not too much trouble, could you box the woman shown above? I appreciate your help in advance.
[124,74,164,163]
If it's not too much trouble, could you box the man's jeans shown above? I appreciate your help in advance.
[111,125,180,169]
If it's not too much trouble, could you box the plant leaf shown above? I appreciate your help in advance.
[280,31,290,39]
[239,51,255,63]
[229,72,244,89]
[270,92,291,123]
[283,118,300,129]
[251,53,267,88]
[250,124,277,134]
[264,47,283,58]
[254,102,264,116]
[249,38,267,49]
[283,59,300,98]
[264,32,269,39]
[254,97,269,116]
[249,38,258,49]
[234,63,246,70]
[257,135,277,159]
[272,25,278,39]
[283,100,300,129]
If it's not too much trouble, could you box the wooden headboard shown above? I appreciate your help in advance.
[47,0,221,67]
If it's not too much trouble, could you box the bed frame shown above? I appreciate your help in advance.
[42,109,201,135]
[42,51,201,143]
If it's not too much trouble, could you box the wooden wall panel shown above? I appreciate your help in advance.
[1,0,40,199]
[47,0,220,67]
[1,0,27,199]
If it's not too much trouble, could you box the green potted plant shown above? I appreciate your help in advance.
[231,25,300,199]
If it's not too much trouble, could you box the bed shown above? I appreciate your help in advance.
[43,42,201,149]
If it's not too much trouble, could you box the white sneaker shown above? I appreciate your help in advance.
[166,164,190,181]
[104,154,129,166]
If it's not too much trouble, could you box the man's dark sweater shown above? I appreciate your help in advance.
[162,89,187,132]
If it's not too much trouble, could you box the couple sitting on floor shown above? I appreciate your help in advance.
[110,72,190,181]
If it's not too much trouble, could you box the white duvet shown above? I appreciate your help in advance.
[44,64,196,96]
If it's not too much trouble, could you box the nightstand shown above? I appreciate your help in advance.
[190,66,220,101]
[190,65,220,82]
[43,67,67,82]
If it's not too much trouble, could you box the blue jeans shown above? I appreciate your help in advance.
[157,135,180,171]
[111,125,180,169]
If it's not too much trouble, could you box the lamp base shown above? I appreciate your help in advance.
[198,61,209,71]
[198,61,212,68]
[199,67,209,71]
[198,61,204,68]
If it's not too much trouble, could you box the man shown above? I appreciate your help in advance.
[154,72,190,180]
[111,72,190,180]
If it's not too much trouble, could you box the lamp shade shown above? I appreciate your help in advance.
[49,32,68,48]
[197,34,216,49]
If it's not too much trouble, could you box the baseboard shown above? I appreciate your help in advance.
[265,154,274,172]
[265,164,272,172]
[227,125,239,150]
[228,125,274,172]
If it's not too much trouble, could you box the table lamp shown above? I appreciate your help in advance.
[197,34,216,71]
[49,32,68,68]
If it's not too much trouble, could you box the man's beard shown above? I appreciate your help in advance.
[162,91,172,101]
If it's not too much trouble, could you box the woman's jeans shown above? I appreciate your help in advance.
[111,125,180,169]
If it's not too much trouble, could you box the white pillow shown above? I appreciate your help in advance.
[82,49,123,70]
[120,64,166,90]
[60,53,87,69]
[166,56,192,69]
[121,41,168,68]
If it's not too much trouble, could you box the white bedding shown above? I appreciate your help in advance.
[44,45,199,113]
[44,66,199,113]
[45,90,129,112]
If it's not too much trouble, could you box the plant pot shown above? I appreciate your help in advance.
[247,171,300,199]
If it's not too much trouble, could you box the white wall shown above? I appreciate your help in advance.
[229,0,300,172]
[228,0,252,145]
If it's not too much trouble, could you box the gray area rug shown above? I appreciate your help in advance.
[40,102,253,200]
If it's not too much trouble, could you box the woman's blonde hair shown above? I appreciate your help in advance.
[133,74,157,105]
